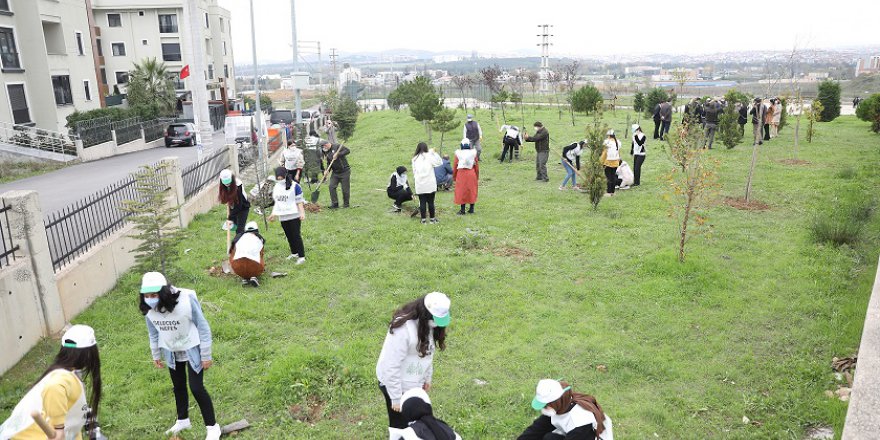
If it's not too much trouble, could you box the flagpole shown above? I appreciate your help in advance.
[250,0,267,176]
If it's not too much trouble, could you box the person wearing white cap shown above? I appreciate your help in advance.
[500,124,523,163]
[268,167,306,265]
[376,292,451,440]
[517,379,613,440]
[462,114,483,159]
[217,169,250,233]
[600,130,622,197]
[560,140,584,190]
[453,139,479,215]
[630,125,647,186]
[229,221,265,287]
[0,325,103,440]
[138,272,221,440]
[397,388,461,440]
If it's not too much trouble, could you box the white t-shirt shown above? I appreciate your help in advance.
[233,233,263,263]
[270,181,305,221]
[455,149,477,169]
[282,147,305,170]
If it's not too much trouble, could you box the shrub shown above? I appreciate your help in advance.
[718,104,743,149]
[65,107,157,130]
[644,88,669,117]
[836,166,856,179]
[633,92,645,113]
[810,198,875,246]
[855,93,880,133]
[817,80,841,122]
[569,85,603,114]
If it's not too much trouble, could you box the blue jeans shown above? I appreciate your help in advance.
[561,160,577,187]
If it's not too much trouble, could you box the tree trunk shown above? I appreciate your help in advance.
[569,103,576,127]
[500,102,507,124]
[439,131,445,154]
[745,140,760,202]
[793,89,801,160]
[679,186,694,263]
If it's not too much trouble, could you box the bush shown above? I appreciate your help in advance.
[817,80,841,122]
[65,107,158,130]
[810,198,875,246]
[633,92,645,113]
[718,104,743,149]
[836,166,856,179]
[855,93,880,133]
[644,88,669,117]
[569,85,603,114]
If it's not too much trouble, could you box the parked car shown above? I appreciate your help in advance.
[165,123,197,147]
[269,110,294,125]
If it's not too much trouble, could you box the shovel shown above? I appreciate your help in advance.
[309,151,341,204]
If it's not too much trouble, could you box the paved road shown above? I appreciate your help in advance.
[0,131,227,216]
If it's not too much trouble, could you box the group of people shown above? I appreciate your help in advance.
[745,97,784,145]
[658,95,785,149]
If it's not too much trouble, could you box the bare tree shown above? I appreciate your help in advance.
[452,75,470,114]
[547,70,563,121]
[561,62,580,126]
[526,70,540,115]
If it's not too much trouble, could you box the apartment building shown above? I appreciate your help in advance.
[0,0,102,132]
[91,0,235,103]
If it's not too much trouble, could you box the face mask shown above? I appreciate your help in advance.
[144,297,159,309]
[429,321,438,328]
[276,178,286,183]
[541,407,556,417]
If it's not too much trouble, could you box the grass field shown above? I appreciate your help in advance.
[0,160,67,185]
[1,108,879,439]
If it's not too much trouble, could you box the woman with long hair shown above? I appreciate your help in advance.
[139,272,221,440]
[630,125,647,187]
[518,379,614,440]
[268,167,306,264]
[411,142,443,224]
[218,169,250,233]
[453,139,479,215]
[376,292,451,440]
[0,325,102,440]
[600,130,621,197]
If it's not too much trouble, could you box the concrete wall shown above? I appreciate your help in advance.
[843,256,880,439]
[78,134,163,162]
[0,259,48,374]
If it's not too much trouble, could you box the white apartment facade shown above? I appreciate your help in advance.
[91,0,235,103]
[0,0,102,132]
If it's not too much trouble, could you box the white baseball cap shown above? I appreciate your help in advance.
[460,138,470,146]
[62,324,97,349]
[632,124,641,133]
[466,114,474,120]
[245,221,259,232]
[401,387,432,406]
[606,130,615,136]
[140,271,167,293]
[220,169,233,185]
[531,379,571,410]
[424,292,451,327]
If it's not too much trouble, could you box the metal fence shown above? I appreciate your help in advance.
[76,117,113,148]
[43,171,149,272]
[0,122,78,156]
[0,200,19,269]
[182,147,228,200]
[143,119,168,143]
[111,117,141,145]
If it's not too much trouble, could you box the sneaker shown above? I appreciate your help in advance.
[165,419,192,435]
[249,277,260,287]
[421,218,428,224]
[542,179,550,182]
[342,204,350,208]
[240,279,249,286]
[328,204,340,209]
[619,185,631,190]
[206,423,222,440]
[286,253,299,260]
[559,186,567,191]
[456,211,466,216]
[430,218,439,224]
[295,257,306,265]
[468,209,475,214]
[603,193,614,198]
[391,204,401,212]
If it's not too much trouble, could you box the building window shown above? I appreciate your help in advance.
[208,64,214,80]
[158,14,178,33]
[75,32,84,55]
[138,11,145,17]
[220,17,225,33]
[0,1,9,12]
[115,71,129,84]
[205,13,209,28]
[100,68,107,84]
[111,42,125,56]
[162,43,181,62]
[83,80,91,101]
[52,75,73,105]
[223,41,227,56]
[142,39,148,46]
[107,13,121,27]
[7,84,30,124]
[96,38,103,57]
[168,72,184,90]
[224,64,229,79]
[0,27,21,69]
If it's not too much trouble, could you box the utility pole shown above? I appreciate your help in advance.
[248,0,266,175]
[291,0,303,129]
[329,48,339,92]
[297,41,323,89]
[183,0,213,150]
[537,24,553,93]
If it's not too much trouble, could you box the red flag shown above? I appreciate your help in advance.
[180,65,190,80]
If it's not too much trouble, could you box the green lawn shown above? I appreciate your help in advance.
[0,160,67,185]
[2,109,878,439]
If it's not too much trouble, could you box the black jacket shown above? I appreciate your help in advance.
[704,102,720,124]
[738,106,748,125]
[227,183,251,221]
[525,128,550,152]
[562,142,581,169]
[517,415,597,440]
[322,144,351,173]
[652,104,661,122]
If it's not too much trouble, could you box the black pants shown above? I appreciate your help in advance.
[285,168,302,189]
[388,188,412,207]
[633,155,645,185]
[763,123,771,141]
[660,120,671,140]
[280,218,305,257]
[328,167,351,206]
[379,383,408,429]
[459,204,475,213]
[417,192,436,219]
[738,123,746,137]
[653,119,661,139]
[501,142,517,162]
[604,166,619,194]
[169,361,216,426]
[230,208,249,233]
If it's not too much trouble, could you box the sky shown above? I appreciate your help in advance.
[219,0,880,64]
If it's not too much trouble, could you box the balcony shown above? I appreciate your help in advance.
[93,26,101,37]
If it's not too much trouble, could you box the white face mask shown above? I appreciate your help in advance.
[428,321,438,328]
[541,407,556,417]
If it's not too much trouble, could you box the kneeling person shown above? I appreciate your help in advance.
[398,388,461,440]
[230,222,265,287]
[518,379,613,440]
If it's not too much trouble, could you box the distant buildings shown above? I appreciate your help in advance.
[854,56,880,77]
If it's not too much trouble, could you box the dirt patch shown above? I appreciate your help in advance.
[207,263,234,278]
[724,197,771,211]
[289,395,326,424]
[492,245,534,262]
[304,203,322,213]
[777,159,812,166]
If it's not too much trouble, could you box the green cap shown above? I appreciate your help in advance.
[432,312,450,328]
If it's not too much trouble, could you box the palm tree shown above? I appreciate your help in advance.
[126,58,177,117]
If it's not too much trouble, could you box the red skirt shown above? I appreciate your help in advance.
[454,168,479,204]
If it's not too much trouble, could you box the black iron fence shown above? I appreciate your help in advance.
[76,117,113,148]
[0,200,19,269]
[143,119,168,143]
[111,117,141,145]
[209,104,226,131]
[182,148,228,200]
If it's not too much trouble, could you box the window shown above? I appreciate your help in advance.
[96,39,103,57]
[142,39,148,46]
[224,64,229,79]
[111,42,125,56]
[162,43,181,62]
[75,32,84,55]
[158,14,178,33]
[138,11,144,17]
[168,72,184,90]
[7,84,30,124]
[208,64,214,80]
[204,13,209,28]
[52,75,73,105]
[100,68,107,84]
[83,80,91,101]
[219,17,225,33]
[0,27,21,69]
[107,13,121,27]
[0,1,10,13]
[115,71,129,84]
[223,41,227,56]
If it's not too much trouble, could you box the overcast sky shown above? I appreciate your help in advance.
[219,0,879,64]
